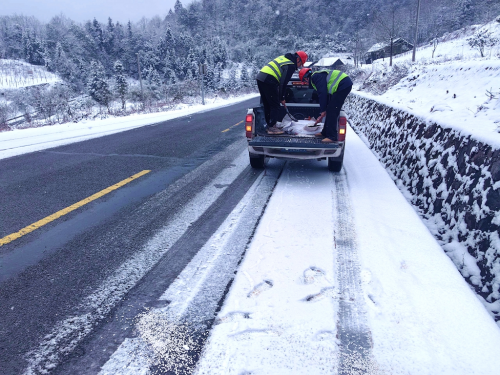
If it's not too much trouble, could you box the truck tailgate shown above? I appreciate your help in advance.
[249,136,341,149]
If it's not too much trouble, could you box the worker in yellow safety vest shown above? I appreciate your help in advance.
[299,68,353,143]
[256,51,308,134]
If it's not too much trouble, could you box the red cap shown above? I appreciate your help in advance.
[299,68,312,82]
[296,51,308,65]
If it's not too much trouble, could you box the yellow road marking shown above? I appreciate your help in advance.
[0,170,151,247]
[222,120,243,133]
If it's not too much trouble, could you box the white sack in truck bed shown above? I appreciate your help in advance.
[276,114,324,137]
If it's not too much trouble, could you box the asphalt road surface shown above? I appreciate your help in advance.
[0,97,284,374]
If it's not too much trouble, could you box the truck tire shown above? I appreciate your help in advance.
[249,152,265,169]
[328,149,344,172]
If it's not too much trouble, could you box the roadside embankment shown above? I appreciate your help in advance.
[344,92,500,322]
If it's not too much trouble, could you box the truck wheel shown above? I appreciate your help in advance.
[328,149,344,172]
[249,152,265,169]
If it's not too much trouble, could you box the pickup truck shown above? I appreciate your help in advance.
[245,74,347,172]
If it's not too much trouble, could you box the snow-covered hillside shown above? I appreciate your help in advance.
[0,59,61,89]
[357,18,500,147]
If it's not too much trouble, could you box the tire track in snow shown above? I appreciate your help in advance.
[22,143,251,375]
[333,172,376,374]
[98,160,284,375]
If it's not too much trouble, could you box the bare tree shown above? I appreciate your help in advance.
[372,3,409,66]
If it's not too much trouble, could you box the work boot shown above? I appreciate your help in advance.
[267,126,284,135]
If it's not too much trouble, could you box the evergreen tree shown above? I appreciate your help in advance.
[146,66,162,98]
[165,68,177,85]
[240,67,250,88]
[228,68,238,91]
[114,60,128,109]
[104,17,115,55]
[187,47,197,77]
[455,0,475,29]
[174,0,184,14]
[87,61,112,110]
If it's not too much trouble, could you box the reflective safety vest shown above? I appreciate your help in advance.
[311,69,348,95]
[260,55,294,83]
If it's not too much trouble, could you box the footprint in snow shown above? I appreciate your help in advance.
[247,280,273,298]
[230,328,282,340]
[303,267,326,284]
[214,312,251,325]
[305,287,337,302]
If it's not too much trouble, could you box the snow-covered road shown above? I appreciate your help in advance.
[195,125,500,374]
[4,94,500,373]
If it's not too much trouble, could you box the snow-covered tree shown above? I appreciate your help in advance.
[455,0,475,29]
[240,67,250,88]
[467,31,499,58]
[87,61,112,110]
[145,66,162,99]
[114,60,128,109]
[0,103,12,128]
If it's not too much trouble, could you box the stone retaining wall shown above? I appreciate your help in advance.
[344,93,500,321]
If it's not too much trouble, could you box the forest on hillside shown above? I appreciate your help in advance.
[0,0,498,125]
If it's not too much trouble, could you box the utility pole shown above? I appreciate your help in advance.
[136,53,144,103]
[412,0,421,62]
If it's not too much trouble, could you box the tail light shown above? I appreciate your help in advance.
[245,113,254,139]
[338,116,347,142]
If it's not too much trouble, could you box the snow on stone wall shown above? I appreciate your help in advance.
[344,93,500,321]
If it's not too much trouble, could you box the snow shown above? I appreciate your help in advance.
[196,125,500,374]
[367,42,386,53]
[5,83,499,371]
[357,18,500,148]
[5,16,500,370]
[0,93,259,160]
[343,127,500,373]
[99,153,282,375]
[0,59,61,89]
[196,161,339,374]
[316,57,343,67]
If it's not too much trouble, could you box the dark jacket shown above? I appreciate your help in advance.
[256,53,299,101]
[311,71,353,112]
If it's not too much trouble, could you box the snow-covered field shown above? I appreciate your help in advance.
[0,59,61,89]
[358,18,500,147]
[0,93,259,160]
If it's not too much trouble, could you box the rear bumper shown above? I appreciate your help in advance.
[248,136,343,160]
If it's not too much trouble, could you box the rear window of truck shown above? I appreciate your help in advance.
[285,84,319,104]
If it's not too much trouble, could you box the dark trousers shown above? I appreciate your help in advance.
[322,86,352,140]
[257,80,280,127]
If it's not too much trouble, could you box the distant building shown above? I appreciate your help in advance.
[315,57,345,70]
[364,38,414,64]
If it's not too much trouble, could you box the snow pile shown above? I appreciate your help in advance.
[344,93,500,322]
[0,59,61,89]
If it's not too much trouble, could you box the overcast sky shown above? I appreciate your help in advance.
[2,0,184,24]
